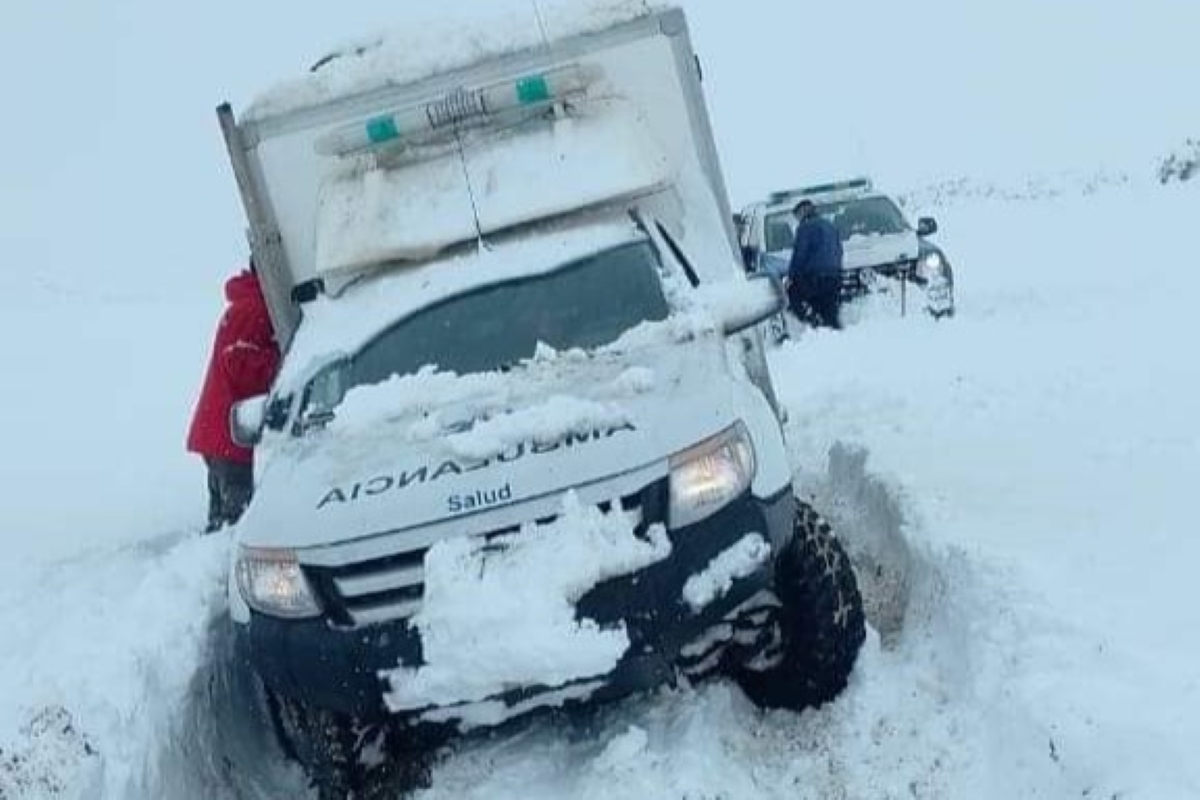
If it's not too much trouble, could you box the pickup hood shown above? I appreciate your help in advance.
[243,337,738,550]
[763,230,919,276]
[841,231,919,271]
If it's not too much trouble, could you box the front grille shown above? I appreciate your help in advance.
[305,485,662,629]
[841,261,916,299]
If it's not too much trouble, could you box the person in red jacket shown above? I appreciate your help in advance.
[187,263,281,532]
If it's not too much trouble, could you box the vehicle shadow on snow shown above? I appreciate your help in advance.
[155,617,313,800]
[793,442,915,646]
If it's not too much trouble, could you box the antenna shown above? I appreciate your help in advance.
[530,0,551,50]
[453,128,487,252]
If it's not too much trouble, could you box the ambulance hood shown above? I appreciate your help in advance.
[242,335,738,551]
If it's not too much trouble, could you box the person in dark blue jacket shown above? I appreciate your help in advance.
[787,200,845,329]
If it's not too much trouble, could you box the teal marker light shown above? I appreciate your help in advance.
[516,74,551,105]
[366,116,401,144]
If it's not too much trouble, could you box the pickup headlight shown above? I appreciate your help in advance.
[917,250,947,281]
[669,422,757,529]
[235,547,322,619]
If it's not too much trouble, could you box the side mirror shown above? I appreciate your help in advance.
[231,395,269,448]
[701,274,787,335]
[917,217,939,237]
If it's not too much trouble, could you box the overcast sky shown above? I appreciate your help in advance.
[1,0,1196,297]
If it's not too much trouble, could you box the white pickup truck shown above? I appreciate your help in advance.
[738,178,956,320]
[218,4,864,796]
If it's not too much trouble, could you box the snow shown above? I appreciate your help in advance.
[5,174,1196,799]
[331,368,641,459]
[681,534,771,613]
[3,2,1200,797]
[316,342,661,472]
[315,102,673,277]
[441,395,634,461]
[277,218,642,386]
[0,708,98,799]
[244,0,662,122]
[381,493,671,716]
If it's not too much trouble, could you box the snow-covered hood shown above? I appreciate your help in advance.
[763,231,920,276]
[243,338,736,550]
[841,231,920,271]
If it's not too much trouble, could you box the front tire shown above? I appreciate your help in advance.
[735,501,865,711]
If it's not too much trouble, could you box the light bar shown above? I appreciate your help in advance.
[768,177,872,204]
[315,64,599,157]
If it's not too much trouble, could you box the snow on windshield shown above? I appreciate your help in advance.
[380,492,671,715]
[303,304,723,455]
[278,218,644,387]
[302,241,669,418]
[246,0,663,122]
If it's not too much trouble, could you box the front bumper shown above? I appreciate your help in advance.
[842,263,955,315]
[840,262,916,299]
[235,488,794,723]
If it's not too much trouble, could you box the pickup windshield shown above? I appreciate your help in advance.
[764,196,911,252]
[301,241,669,423]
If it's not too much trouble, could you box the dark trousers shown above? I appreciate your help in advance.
[205,456,254,533]
[789,274,842,330]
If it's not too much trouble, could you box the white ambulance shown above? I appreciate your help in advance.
[218,5,864,795]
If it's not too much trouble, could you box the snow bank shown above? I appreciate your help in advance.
[245,0,662,122]
[0,533,230,799]
[381,493,671,714]
[773,179,1200,798]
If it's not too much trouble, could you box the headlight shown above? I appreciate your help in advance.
[669,422,757,529]
[235,547,322,619]
[918,250,946,280]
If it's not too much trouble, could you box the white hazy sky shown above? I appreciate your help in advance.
[1,0,1196,296]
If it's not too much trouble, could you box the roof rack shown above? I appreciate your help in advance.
[767,177,873,205]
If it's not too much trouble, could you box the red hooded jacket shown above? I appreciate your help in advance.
[187,271,281,463]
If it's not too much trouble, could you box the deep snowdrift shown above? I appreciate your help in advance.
[1,179,1197,799]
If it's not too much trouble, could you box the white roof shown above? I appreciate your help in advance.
[760,191,891,220]
[245,0,665,123]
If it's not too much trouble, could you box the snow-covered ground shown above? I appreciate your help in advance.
[3,0,1200,794]
[1,174,1196,798]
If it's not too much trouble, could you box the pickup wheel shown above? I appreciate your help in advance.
[926,265,956,319]
[735,501,865,711]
